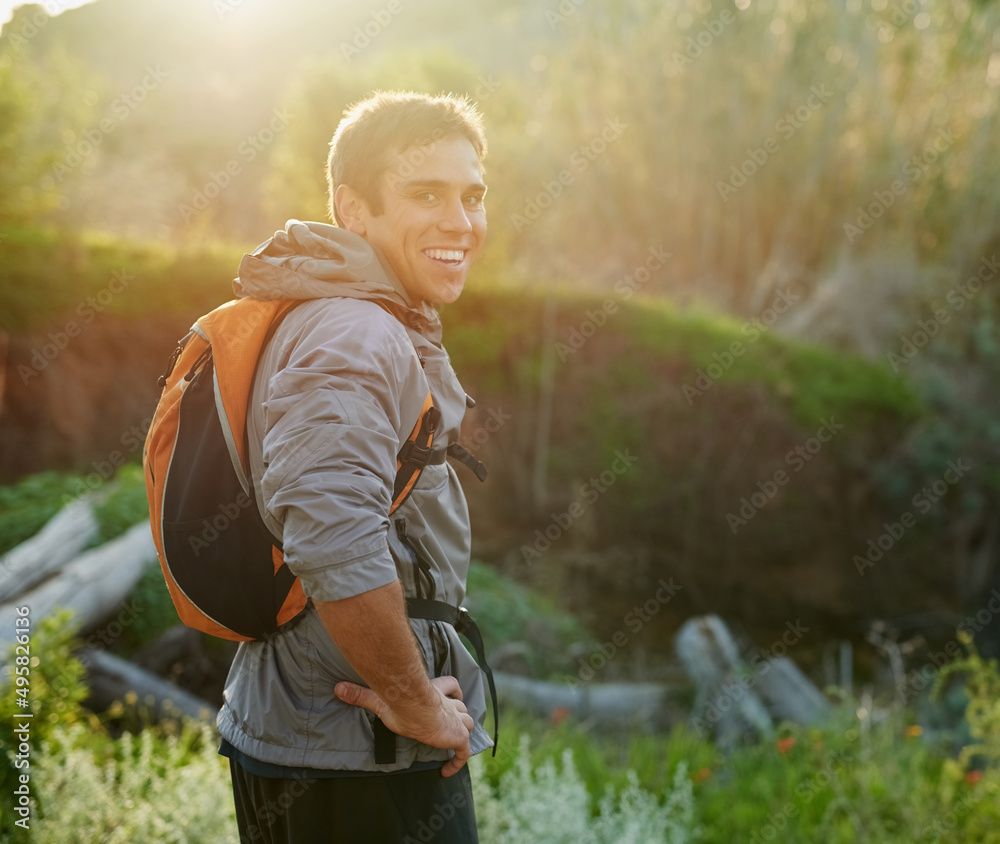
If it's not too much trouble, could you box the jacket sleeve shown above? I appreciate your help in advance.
[255,299,427,602]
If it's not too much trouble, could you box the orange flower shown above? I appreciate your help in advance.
[776,736,796,754]
[905,725,923,739]
[693,767,712,781]
[550,706,571,725]
[966,770,982,785]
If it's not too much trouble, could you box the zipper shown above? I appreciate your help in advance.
[395,519,434,600]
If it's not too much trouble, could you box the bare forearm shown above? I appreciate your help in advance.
[315,580,435,712]
[321,581,474,776]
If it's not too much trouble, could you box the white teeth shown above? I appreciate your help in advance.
[424,249,465,262]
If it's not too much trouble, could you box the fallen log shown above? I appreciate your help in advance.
[753,656,832,725]
[675,615,774,746]
[0,520,156,655]
[674,614,832,745]
[494,670,684,730]
[0,496,99,602]
[78,646,217,723]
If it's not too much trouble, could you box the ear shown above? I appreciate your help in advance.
[334,184,368,236]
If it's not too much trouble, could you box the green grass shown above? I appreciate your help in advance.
[0,224,243,332]
[0,464,151,557]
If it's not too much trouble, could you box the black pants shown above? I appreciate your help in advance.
[229,759,479,844]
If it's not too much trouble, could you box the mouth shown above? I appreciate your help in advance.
[423,248,467,266]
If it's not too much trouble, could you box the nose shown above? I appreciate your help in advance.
[438,195,472,234]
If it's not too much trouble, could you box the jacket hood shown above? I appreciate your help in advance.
[234,219,442,338]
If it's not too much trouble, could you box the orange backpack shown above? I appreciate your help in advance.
[142,297,443,641]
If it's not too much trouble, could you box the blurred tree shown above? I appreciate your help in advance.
[0,7,98,225]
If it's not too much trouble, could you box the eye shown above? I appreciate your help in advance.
[415,191,438,202]
[465,194,485,209]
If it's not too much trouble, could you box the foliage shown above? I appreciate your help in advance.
[0,471,79,556]
[0,9,99,225]
[5,613,1000,841]
[0,610,98,836]
[465,561,590,678]
[931,633,1000,841]
[0,224,238,332]
[472,735,698,844]
[32,721,237,844]
[92,463,150,546]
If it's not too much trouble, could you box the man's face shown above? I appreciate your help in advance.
[352,136,487,306]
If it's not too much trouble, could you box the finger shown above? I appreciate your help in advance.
[440,742,471,778]
[334,682,384,717]
[431,675,464,701]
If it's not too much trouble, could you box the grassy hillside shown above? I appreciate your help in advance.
[0,227,946,654]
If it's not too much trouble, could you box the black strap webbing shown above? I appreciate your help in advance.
[373,717,397,765]
[406,599,498,757]
[370,600,499,764]
[446,444,488,482]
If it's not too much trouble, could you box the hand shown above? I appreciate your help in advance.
[335,675,474,777]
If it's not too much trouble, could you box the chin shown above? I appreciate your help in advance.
[430,283,466,306]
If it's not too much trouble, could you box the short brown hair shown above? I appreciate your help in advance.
[327,90,487,226]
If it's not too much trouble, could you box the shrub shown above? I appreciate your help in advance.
[32,722,237,844]
[472,734,698,844]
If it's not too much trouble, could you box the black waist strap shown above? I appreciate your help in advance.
[372,599,499,764]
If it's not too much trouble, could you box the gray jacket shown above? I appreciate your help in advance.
[216,220,492,771]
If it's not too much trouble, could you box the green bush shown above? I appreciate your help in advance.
[472,735,697,844]
[0,610,98,836]
[464,561,590,678]
[32,722,236,844]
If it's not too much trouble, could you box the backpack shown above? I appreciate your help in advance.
[143,294,498,754]
[143,296,449,642]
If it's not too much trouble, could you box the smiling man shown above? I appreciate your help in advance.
[216,92,493,843]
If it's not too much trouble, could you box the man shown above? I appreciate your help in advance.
[216,91,493,843]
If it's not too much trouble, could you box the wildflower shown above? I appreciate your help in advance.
[905,724,923,738]
[692,767,712,781]
[966,770,982,785]
[551,705,571,725]
[776,736,796,754]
